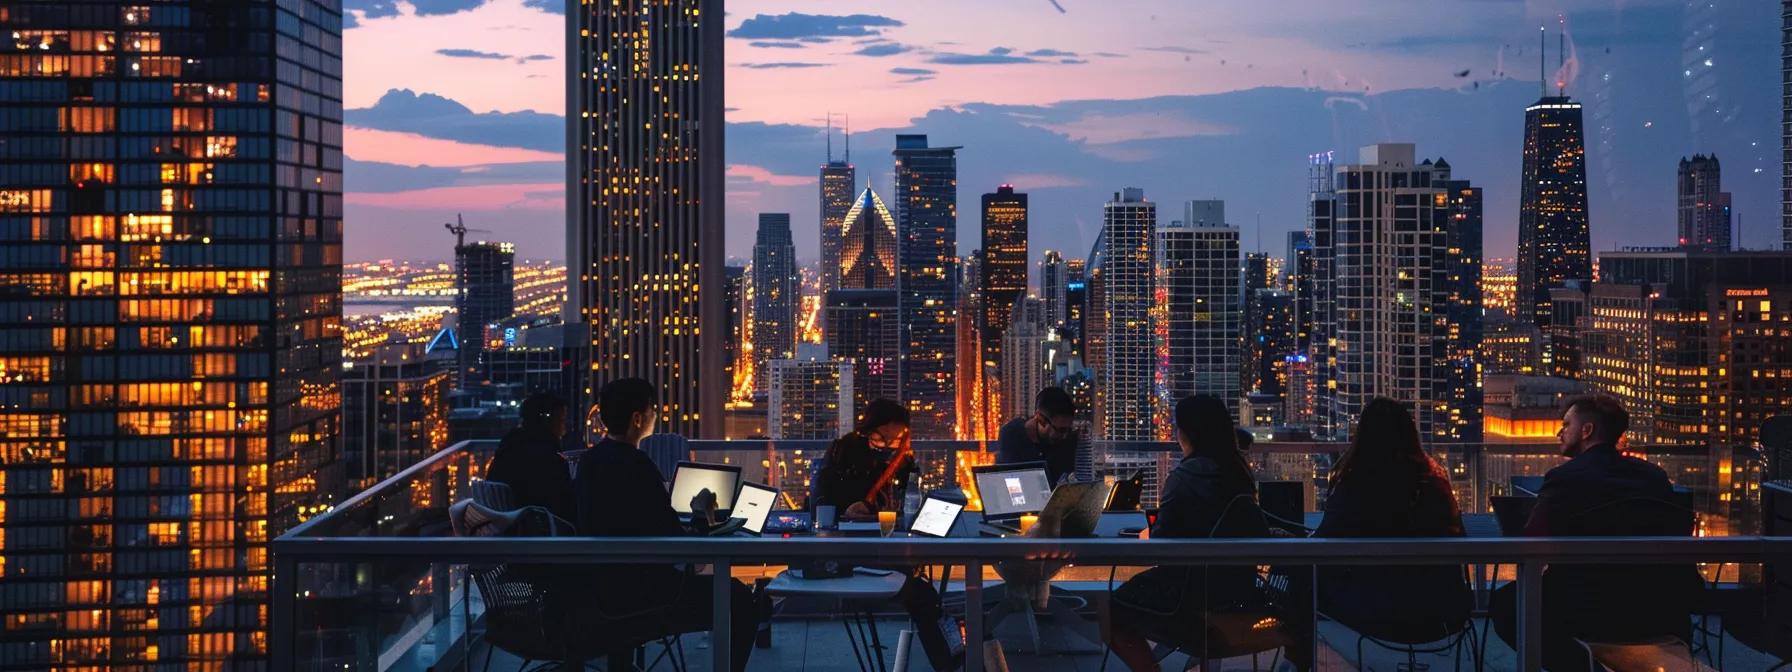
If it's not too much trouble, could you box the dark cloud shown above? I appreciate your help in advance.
[928,47,1038,65]
[346,89,561,153]
[749,41,807,49]
[1093,52,1126,58]
[890,67,936,76]
[344,0,484,20]
[854,43,913,57]
[1026,49,1078,57]
[437,48,509,60]
[742,62,831,69]
[1059,58,1088,65]
[516,54,553,62]
[727,13,903,40]
[1141,46,1209,55]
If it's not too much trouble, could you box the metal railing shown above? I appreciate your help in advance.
[271,439,1785,672]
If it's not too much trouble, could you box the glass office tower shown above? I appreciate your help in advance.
[0,1,344,667]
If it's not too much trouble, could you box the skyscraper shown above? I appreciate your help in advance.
[820,130,856,299]
[980,185,1029,421]
[1039,250,1070,330]
[0,1,344,666]
[825,289,901,418]
[1100,188,1159,441]
[840,185,899,290]
[1158,202,1241,413]
[1305,151,1339,436]
[1314,145,1478,441]
[1064,257,1088,358]
[768,347,853,440]
[954,255,992,439]
[569,0,724,437]
[1784,0,1792,250]
[892,135,961,437]
[724,265,747,394]
[1678,154,1732,251]
[454,240,516,387]
[1515,86,1591,331]
[752,214,799,393]
[344,343,451,491]
[1437,160,1486,442]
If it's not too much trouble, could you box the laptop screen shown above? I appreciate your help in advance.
[974,464,1052,519]
[669,462,741,514]
[731,482,778,534]
[910,497,965,537]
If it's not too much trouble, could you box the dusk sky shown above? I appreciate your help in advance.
[341,0,1781,274]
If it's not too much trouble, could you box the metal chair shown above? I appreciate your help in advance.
[1326,565,1480,672]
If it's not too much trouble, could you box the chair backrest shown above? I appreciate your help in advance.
[469,479,517,512]
[637,433,688,483]
[1210,493,1272,539]
[1564,496,1695,537]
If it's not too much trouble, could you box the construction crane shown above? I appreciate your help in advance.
[443,213,491,249]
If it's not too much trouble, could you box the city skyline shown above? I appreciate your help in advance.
[337,1,1782,266]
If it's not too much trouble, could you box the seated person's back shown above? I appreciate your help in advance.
[484,392,577,523]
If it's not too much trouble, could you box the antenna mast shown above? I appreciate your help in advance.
[826,112,833,163]
[1557,19,1566,96]
[844,113,851,164]
[1539,25,1546,98]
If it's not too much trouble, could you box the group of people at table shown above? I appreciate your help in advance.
[482,379,1700,672]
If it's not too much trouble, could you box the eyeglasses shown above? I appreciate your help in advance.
[868,428,910,449]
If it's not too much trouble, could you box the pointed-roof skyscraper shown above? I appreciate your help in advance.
[1516,26,1591,333]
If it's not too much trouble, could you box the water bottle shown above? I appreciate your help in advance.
[903,480,922,531]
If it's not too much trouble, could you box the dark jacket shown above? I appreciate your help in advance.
[484,426,577,524]
[573,437,687,608]
[995,417,1076,486]
[1315,464,1470,632]
[1523,442,1700,639]
[1521,443,1675,536]
[1116,455,1267,615]
[815,433,907,511]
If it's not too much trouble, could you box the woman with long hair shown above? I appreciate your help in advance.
[1105,395,1269,672]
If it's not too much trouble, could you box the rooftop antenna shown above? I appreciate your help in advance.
[844,113,851,164]
[1539,25,1546,98]
[826,112,833,163]
[1557,17,1566,96]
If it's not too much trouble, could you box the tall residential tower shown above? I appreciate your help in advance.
[892,135,961,437]
[568,0,725,436]
[1098,188,1158,441]
[752,214,799,393]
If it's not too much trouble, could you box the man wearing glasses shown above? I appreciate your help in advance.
[996,387,1080,485]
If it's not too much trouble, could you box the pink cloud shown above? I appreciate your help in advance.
[346,183,562,210]
[345,127,560,167]
[728,164,815,187]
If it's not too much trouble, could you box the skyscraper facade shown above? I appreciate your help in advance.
[980,185,1028,426]
[454,240,516,387]
[568,0,724,437]
[820,158,855,298]
[768,349,853,441]
[723,264,746,394]
[1438,162,1486,442]
[0,1,345,666]
[824,289,901,418]
[1039,250,1069,331]
[1158,202,1241,413]
[752,214,799,392]
[1515,95,1591,331]
[1305,151,1339,436]
[954,255,992,439]
[1315,145,1476,442]
[1064,258,1088,358]
[1677,154,1732,251]
[343,343,451,491]
[1099,188,1159,441]
[840,186,898,290]
[892,135,961,437]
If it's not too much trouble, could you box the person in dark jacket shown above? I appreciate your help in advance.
[572,378,758,672]
[995,386,1079,485]
[812,399,962,670]
[1284,398,1470,670]
[1490,395,1700,672]
[483,392,577,523]
[1106,395,1269,672]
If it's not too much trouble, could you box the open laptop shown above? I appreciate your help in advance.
[973,462,1052,532]
[910,495,966,538]
[1105,470,1146,511]
[1491,495,1538,537]
[728,482,779,536]
[669,461,742,517]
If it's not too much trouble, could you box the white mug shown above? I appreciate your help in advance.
[815,505,837,530]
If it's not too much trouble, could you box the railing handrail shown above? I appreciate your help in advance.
[281,438,499,539]
[269,533,1791,565]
